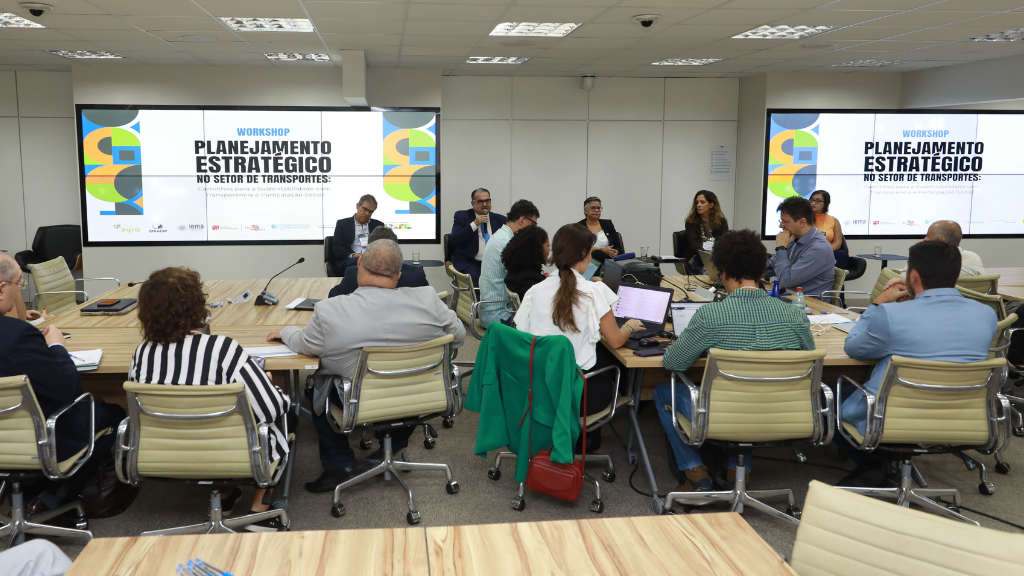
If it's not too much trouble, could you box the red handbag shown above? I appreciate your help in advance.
[522,336,587,502]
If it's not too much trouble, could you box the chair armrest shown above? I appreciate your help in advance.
[469,299,506,340]
[252,422,273,487]
[836,375,876,450]
[815,382,835,447]
[76,277,121,287]
[42,393,96,480]
[436,290,449,301]
[114,417,134,486]
[326,376,355,434]
[582,365,621,430]
[33,290,89,309]
[670,371,703,446]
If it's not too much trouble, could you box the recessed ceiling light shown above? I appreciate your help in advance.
[467,56,530,64]
[219,17,314,32]
[733,25,836,40]
[972,27,1024,41]
[490,22,580,38]
[177,35,217,42]
[265,52,330,62]
[47,50,123,59]
[0,13,43,28]
[832,59,914,67]
[652,58,722,66]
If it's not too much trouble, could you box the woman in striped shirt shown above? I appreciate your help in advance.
[129,267,290,532]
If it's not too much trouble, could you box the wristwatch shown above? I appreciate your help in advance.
[775,246,787,252]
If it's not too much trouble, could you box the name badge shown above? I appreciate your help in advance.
[358,234,368,247]
[702,240,715,251]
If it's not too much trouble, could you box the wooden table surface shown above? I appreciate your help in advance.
[988,267,1024,287]
[999,285,1024,302]
[66,513,795,576]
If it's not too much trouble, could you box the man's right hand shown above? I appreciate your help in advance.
[874,279,908,305]
[474,213,489,227]
[43,325,64,346]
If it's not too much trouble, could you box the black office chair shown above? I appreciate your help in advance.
[443,233,452,263]
[840,236,867,282]
[614,232,625,255]
[14,225,82,274]
[671,231,699,276]
[324,236,341,277]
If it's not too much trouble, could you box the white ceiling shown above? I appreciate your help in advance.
[2,0,1024,76]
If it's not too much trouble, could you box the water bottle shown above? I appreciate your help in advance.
[770,279,780,297]
[792,287,806,312]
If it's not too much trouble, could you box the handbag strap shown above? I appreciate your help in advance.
[578,368,587,466]
[519,336,538,464]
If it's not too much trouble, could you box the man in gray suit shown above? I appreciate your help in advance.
[269,239,466,492]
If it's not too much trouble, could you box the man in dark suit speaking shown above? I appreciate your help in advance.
[328,227,428,297]
[332,194,385,275]
[450,188,507,285]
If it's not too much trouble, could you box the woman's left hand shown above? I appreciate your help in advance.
[602,247,618,257]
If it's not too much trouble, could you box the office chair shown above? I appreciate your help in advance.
[837,356,1009,525]
[442,233,452,279]
[115,381,292,535]
[324,236,341,277]
[820,267,848,307]
[448,264,502,341]
[957,273,1000,295]
[28,257,120,315]
[823,267,902,312]
[671,231,699,276]
[0,375,102,549]
[324,334,463,525]
[14,225,82,274]
[838,236,866,282]
[659,349,832,523]
[957,285,1007,321]
[791,480,1024,575]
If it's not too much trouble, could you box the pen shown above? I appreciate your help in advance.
[69,353,87,363]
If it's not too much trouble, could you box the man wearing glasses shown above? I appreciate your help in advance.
[765,196,836,299]
[450,188,507,285]
[331,194,385,276]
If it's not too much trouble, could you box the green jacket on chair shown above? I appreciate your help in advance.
[465,322,583,482]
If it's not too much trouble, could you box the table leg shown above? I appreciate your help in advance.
[881,259,888,268]
[286,369,313,422]
[622,366,661,512]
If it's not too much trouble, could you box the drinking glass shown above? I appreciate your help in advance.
[412,251,420,264]
[873,244,882,257]
[640,247,648,258]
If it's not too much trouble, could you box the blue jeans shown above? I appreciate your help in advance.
[653,382,751,473]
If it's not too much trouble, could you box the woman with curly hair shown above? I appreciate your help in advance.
[681,190,729,273]
[501,225,549,300]
[128,267,290,532]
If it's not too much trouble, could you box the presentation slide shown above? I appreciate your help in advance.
[763,110,1024,238]
[76,105,440,245]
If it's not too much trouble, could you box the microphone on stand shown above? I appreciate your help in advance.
[255,258,305,306]
[481,209,489,235]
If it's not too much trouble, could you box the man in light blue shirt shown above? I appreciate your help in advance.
[841,240,997,436]
[765,196,835,298]
[479,199,539,326]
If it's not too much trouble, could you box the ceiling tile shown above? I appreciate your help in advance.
[719,0,830,7]
[406,4,509,21]
[548,37,637,50]
[947,12,1024,29]
[923,0,1024,10]
[65,30,163,42]
[175,41,252,52]
[97,41,183,52]
[474,36,563,48]
[513,0,618,6]
[571,23,659,38]
[867,11,989,27]
[816,26,918,40]
[902,40,986,51]
[245,42,329,52]
[684,8,802,25]
[399,55,466,65]
[313,19,405,34]
[13,40,100,50]
[303,2,408,20]
[402,35,482,47]
[845,40,945,51]
[403,21,494,35]
[498,6,610,22]
[31,15,136,30]
[823,0,946,8]
[196,52,271,61]
[401,45,475,57]
[117,51,204,60]
[411,0,507,4]
[234,31,323,43]
[148,30,241,42]
[653,24,752,38]
[886,27,997,41]
[589,7,706,25]
[0,29,81,40]
[774,10,899,27]
[87,0,210,17]
[319,33,403,46]
[197,0,309,18]
[616,0,730,6]
[121,16,229,31]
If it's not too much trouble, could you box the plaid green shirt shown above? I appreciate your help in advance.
[663,288,815,371]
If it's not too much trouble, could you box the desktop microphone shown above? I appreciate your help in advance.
[127,281,144,287]
[254,257,305,306]
[481,209,489,235]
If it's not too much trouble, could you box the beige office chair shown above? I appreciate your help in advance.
[791,480,1024,575]
[822,267,901,312]
[504,286,521,316]
[957,273,1000,295]
[660,349,831,523]
[957,285,1006,320]
[819,267,848,307]
[115,381,290,535]
[0,375,102,548]
[28,256,120,315]
[448,264,503,340]
[837,356,1009,525]
[324,334,463,525]
[989,312,1023,476]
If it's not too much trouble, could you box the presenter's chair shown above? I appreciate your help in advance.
[442,234,453,279]
[448,264,502,341]
[324,236,341,277]
[957,285,1006,320]
[115,381,291,535]
[28,257,119,315]
[0,375,100,549]
[660,349,831,523]
[671,231,699,276]
[957,273,1000,295]
[790,480,1024,576]
[838,236,867,282]
[324,334,463,525]
[14,225,82,274]
[837,356,1009,525]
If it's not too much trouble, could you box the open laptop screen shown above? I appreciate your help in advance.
[613,284,673,326]
[671,302,709,337]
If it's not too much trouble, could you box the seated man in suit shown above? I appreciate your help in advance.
[765,196,835,299]
[328,226,428,297]
[269,239,466,492]
[924,220,985,276]
[331,194,385,275]
[841,241,996,446]
[0,253,127,515]
[450,188,507,285]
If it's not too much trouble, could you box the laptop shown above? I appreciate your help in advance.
[698,250,719,283]
[611,283,675,332]
[602,260,623,293]
[670,302,709,337]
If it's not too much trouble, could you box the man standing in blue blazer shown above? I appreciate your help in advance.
[450,188,507,285]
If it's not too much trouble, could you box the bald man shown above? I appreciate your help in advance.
[923,220,984,276]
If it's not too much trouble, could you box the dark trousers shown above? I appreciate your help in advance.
[455,260,482,287]
[41,402,126,507]
[312,395,414,471]
[582,345,621,416]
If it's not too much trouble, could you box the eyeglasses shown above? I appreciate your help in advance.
[809,198,824,204]
[2,276,27,291]
[473,198,491,204]
[587,206,603,212]
[779,219,794,225]
[527,217,538,226]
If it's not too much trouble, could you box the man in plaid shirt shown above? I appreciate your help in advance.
[653,229,814,495]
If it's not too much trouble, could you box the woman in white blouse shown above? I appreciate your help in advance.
[514,223,644,415]
[578,197,625,264]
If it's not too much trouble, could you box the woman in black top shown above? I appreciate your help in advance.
[501,225,549,300]
[577,196,624,263]
[681,190,729,273]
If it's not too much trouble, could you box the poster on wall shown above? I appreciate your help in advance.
[762,109,1024,238]
[76,105,441,246]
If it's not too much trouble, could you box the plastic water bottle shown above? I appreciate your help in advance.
[792,287,806,311]
[770,279,780,297]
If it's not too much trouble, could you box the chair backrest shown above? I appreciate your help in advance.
[449,264,478,326]
[324,235,335,276]
[0,375,48,472]
[957,285,1006,321]
[121,381,267,483]
[29,256,77,314]
[990,313,1019,360]
[697,349,829,444]
[869,356,1005,448]
[32,225,82,273]
[672,231,686,258]
[791,480,1024,576]
[443,233,452,264]
[827,267,848,306]
[335,334,456,430]
[957,273,999,295]
[869,267,902,302]
[614,232,625,253]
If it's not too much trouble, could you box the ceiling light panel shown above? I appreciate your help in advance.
[733,25,836,40]
[265,52,330,61]
[220,18,315,33]
[48,50,123,59]
[466,56,530,64]
[0,13,43,28]
[832,59,914,67]
[652,58,722,65]
[972,27,1024,42]
[490,22,581,38]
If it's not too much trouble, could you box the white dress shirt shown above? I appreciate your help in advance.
[959,247,985,276]
[470,221,487,261]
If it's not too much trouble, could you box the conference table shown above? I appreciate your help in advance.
[990,267,1024,287]
[65,513,796,576]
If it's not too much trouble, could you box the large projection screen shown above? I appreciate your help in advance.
[762,109,1024,239]
[77,105,441,246]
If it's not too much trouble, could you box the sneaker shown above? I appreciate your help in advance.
[220,486,243,517]
[671,466,714,506]
[245,515,287,532]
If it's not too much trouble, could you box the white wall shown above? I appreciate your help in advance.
[902,53,1024,109]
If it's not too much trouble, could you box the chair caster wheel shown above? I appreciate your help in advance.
[627,451,637,466]
[591,500,604,513]
[487,468,501,481]
[996,462,1011,474]
[512,497,525,511]
[424,438,436,449]
[446,481,460,495]
[407,511,421,525]
[787,505,802,519]
[359,439,372,450]
[1013,427,1024,437]
[979,482,995,496]
[75,519,88,530]
[651,499,665,515]
[442,418,454,428]
[331,504,346,518]
[602,470,616,483]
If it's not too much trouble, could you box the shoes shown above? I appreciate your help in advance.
[245,515,287,533]
[220,486,243,516]
[24,498,50,518]
[304,467,359,493]
[672,466,714,506]
[23,499,82,528]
